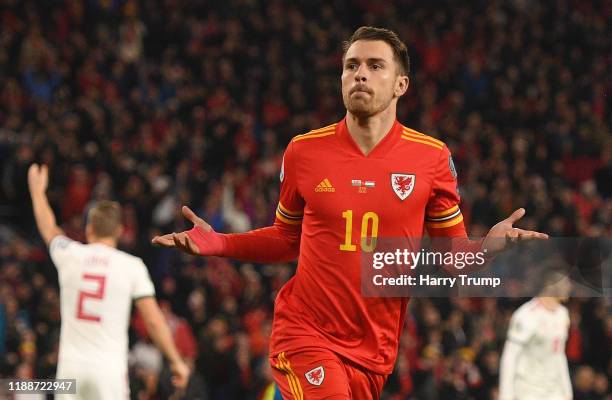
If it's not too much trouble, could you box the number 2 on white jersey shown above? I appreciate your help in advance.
[76,273,106,322]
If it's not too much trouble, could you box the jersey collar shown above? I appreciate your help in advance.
[337,117,402,158]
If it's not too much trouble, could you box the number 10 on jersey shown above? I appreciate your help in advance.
[340,210,379,252]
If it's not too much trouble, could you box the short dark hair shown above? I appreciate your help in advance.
[87,200,122,238]
[342,26,410,76]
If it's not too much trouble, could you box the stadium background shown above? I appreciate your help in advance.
[0,0,609,399]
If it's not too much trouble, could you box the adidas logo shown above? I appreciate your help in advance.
[315,178,335,192]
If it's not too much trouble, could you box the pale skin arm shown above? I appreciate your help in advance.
[135,297,191,389]
[28,164,64,246]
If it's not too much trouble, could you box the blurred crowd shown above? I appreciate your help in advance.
[0,0,610,399]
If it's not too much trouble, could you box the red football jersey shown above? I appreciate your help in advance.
[270,118,467,374]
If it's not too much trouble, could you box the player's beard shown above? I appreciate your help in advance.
[343,86,394,119]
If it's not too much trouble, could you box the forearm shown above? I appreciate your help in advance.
[188,224,300,263]
[429,222,488,274]
[144,309,182,364]
[223,225,300,262]
[30,190,62,245]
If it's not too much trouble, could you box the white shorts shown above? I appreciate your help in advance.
[55,360,129,400]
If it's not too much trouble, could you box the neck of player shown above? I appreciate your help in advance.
[538,297,561,310]
[89,236,118,248]
[346,104,396,155]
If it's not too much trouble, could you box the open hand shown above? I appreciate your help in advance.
[151,206,212,255]
[482,208,548,254]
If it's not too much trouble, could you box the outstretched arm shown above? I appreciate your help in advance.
[151,206,301,263]
[28,164,64,246]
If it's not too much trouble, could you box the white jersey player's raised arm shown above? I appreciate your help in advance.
[499,279,573,400]
[28,164,190,400]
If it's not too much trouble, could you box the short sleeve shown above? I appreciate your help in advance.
[506,310,536,345]
[132,260,156,300]
[563,307,570,330]
[426,146,466,237]
[49,235,83,270]
[275,141,305,227]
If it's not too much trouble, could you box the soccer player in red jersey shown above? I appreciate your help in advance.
[153,27,547,399]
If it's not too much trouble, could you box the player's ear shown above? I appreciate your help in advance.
[395,75,409,97]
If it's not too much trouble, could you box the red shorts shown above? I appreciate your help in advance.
[270,347,387,400]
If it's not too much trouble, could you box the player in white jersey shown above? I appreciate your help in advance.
[499,270,573,400]
[28,164,190,400]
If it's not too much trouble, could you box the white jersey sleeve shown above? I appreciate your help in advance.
[506,306,537,344]
[49,235,85,270]
[131,259,155,299]
[500,301,539,400]
[499,339,522,400]
[559,307,572,399]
